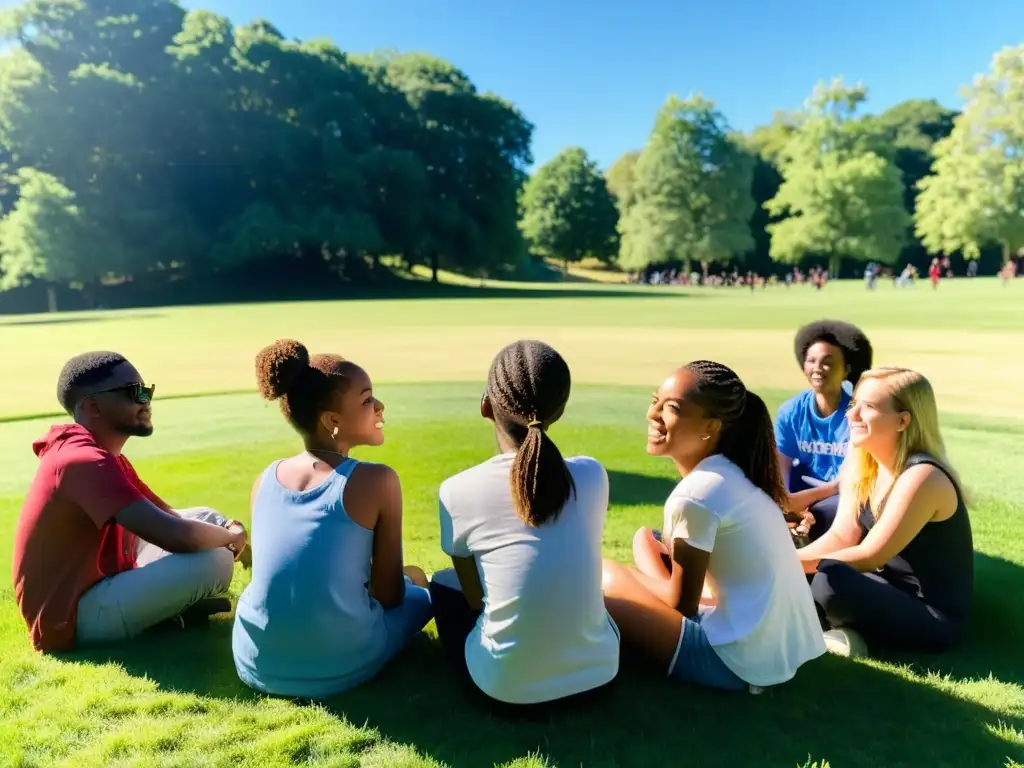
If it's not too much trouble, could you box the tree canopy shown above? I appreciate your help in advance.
[0,0,533,304]
[519,147,619,269]
[915,44,1024,263]
[0,1,1011,311]
[764,80,910,276]
[618,94,755,274]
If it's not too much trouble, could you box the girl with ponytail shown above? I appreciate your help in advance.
[602,361,825,692]
[430,340,620,709]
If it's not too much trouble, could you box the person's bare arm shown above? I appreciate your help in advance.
[801,466,950,574]
[115,499,245,555]
[637,536,711,615]
[366,465,406,609]
[797,493,863,572]
[786,480,840,514]
[672,538,711,618]
[452,555,484,611]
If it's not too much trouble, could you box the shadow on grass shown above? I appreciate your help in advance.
[366,284,701,302]
[879,553,1024,686]
[0,312,164,327]
[606,470,677,507]
[73,550,1024,767]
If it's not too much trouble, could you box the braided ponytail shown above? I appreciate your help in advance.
[486,340,576,527]
[684,360,786,507]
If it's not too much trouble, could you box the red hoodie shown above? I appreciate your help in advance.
[11,424,169,653]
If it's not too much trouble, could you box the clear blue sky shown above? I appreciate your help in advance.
[188,0,1022,170]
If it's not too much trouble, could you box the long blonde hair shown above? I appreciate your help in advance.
[840,367,958,515]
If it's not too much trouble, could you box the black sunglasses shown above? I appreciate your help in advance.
[95,383,156,405]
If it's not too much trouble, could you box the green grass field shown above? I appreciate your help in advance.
[1,279,1022,767]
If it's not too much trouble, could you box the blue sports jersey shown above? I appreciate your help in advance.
[775,387,852,490]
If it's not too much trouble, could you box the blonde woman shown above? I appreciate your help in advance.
[798,368,973,656]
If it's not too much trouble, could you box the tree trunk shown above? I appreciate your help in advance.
[430,253,439,283]
[828,253,842,279]
[46,284,58,313]
[683,257,692,276]
[1003,242,1012,265]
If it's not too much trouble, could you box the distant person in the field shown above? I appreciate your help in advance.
[602,361,825,692]
[864,263,877,290]
[12,352,247,654]
[929,258,942,289]
[799,368,973,658]
[897,264,914,288]
[776,320,873,543]
[429,340,619,710]
[1001,259,1018,286]
[232,339,432,699]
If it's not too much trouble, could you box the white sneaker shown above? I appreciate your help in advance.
[823,628,869,658]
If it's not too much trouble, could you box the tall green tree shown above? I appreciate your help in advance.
[765,79,909,276]
[359,52,533,281]
[873,99,957,211]
[519,147,619,270]
[605,150,640,213]
[915,45,1024,264]
[0,0,206,278]
[0,169,126,310]
[0,0,535,303]
[619,94,755,274]
[746,111,799,166]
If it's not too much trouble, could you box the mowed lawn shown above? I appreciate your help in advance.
[0,279,1022,767]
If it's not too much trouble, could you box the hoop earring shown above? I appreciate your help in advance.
[332,427,339,439]
[700,435,710,441]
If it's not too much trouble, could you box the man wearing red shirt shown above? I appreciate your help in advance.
[12,351,249,653]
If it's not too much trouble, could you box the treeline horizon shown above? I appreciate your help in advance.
[0,1,1020,313]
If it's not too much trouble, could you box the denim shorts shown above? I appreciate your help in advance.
[380,579,433,660]
[668,609,748,692]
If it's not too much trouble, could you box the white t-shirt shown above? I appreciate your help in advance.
[439,453,620,704]
[664,454,826,686]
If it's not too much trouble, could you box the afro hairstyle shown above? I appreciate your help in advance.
[56,351,129,414]
[794,320,873,384]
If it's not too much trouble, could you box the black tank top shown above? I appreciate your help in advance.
[857,453,974,626]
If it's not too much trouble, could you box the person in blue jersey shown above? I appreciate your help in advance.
[232,339,432,699]
[776,320,873,543]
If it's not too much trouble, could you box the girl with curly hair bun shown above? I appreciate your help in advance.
[231,340,432,699]
[776,319,873,542]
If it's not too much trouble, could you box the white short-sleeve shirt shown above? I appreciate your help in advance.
[664,454,826,686]
[439,453,620,704]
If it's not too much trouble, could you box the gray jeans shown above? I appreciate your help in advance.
[75,507,235,645]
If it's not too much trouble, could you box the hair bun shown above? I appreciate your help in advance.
[255,339,310,401]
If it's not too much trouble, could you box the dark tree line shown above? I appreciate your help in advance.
[0,0,533,310]
[0,2,1019,312]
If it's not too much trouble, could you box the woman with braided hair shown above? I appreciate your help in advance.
[232,339,432,699]
[602,361,825,692]
[430,340,620,709]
